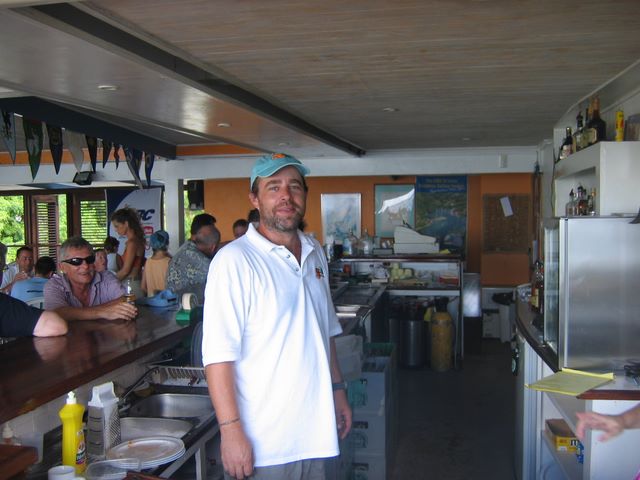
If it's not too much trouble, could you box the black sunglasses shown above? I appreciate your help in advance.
[62,255,96,266]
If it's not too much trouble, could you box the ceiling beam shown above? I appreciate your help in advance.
[23,2,366,157]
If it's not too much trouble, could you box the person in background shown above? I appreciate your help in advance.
[104,236,122,273]
[0,246,35,294]
[94,248,108,273]
[141,230,171,297]
[166,213,219,305]
[247,208,260,228]
[1,293,67,337]
[11,256,56,303]
[203,153,351,480]
[576,404,640,442]
[44,236,137,321]
[111,208,146,281]
[232,219,249,239]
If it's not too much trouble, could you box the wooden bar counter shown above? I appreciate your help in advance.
[0,306,193,425]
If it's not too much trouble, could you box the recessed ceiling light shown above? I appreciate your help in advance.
[382,107,399,112]
[462,137,471,141]
[97,84,119,91]
[217,122,231,128]
[278,142,290,147]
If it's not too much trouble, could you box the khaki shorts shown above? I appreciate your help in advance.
[224,458,326,480]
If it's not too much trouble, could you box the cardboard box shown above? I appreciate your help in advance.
[546,418,580,453]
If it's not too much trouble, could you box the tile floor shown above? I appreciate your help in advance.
[389,338,516,479]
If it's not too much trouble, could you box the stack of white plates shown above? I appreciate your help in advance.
[106,436,186,470]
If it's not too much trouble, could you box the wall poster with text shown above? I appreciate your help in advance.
[415,175,467,255]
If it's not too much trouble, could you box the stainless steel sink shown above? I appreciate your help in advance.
[128,393,214,427]
[120,416,193,441]
[334,284,385,308]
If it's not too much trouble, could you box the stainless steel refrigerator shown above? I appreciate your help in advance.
[543,216,640,372]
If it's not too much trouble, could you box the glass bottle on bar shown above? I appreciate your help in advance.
[565,189,577,216]
[576,185,588,216]
[587,188,596,215]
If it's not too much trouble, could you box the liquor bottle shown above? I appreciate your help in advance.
[558,127,573,162]
[530,260,544,313]
[586,96,607,145]
[587,188,596,215]
[573,111,584,151]
[565,189,577,216]
[576,185,588,215]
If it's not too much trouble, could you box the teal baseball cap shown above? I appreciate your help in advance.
[250,153,310,189]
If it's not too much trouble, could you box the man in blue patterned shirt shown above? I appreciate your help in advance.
[166,213,220,304]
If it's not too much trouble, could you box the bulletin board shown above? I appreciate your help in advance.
[482,194,531,253]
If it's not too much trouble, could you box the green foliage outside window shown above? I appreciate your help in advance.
[0,195,25,260]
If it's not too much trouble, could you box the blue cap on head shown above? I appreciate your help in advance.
[250,153,310,189]
[150,230,169,250]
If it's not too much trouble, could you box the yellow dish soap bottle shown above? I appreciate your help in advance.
[59,391,87,474]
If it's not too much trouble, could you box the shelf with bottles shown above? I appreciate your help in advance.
[553,141,640,217]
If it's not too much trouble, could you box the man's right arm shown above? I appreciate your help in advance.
[205,362,254,480]
[53,298,137,322]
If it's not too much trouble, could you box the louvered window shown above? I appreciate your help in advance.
[80,199,108,249]
[32,195,61,261]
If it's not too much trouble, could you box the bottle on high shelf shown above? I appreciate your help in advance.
[558,127,573,162]
[586,96,607,146]
[615,110,625,142]
[573,110,584,151]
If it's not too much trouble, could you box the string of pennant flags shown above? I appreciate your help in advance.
[0,110,155,187]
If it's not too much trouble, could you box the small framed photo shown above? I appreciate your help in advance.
[320,193,361,243]
[374,184,415,237]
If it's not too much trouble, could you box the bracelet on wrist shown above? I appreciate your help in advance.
[332,381,347,391]
[219,417,240,427]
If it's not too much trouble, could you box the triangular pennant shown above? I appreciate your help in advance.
[66,130,85,172]
[85,135,98,172]
[113,143,121,169]
[23,117,43,179]
[102,139,112,168]
[144,152,155,188]
[1,111,16,163]
[46,124,64,174]
[124,146,143,189]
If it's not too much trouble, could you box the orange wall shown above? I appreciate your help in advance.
[204,173,532,286]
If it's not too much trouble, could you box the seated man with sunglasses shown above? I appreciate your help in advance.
[44,236,137,321]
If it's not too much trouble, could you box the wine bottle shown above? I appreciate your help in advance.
[586,96,607,145]
[558,127,573,162]
[573,111,584,151]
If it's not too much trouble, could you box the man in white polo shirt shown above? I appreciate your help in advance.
[203,153,352,480]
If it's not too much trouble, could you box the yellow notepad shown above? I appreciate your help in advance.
[526,368,614,396]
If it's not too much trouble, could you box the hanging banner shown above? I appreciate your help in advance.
[144,152,155,188]
[46,124,64,174]
[1,111,16,163]
[66,130,85,172]
[106,187,163,259]
[113,143,121,169]
[102,139,113,168]
[415,175,468,255]
[124,146,143,189]
[85,135,98,172]
[23,117,43,179]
